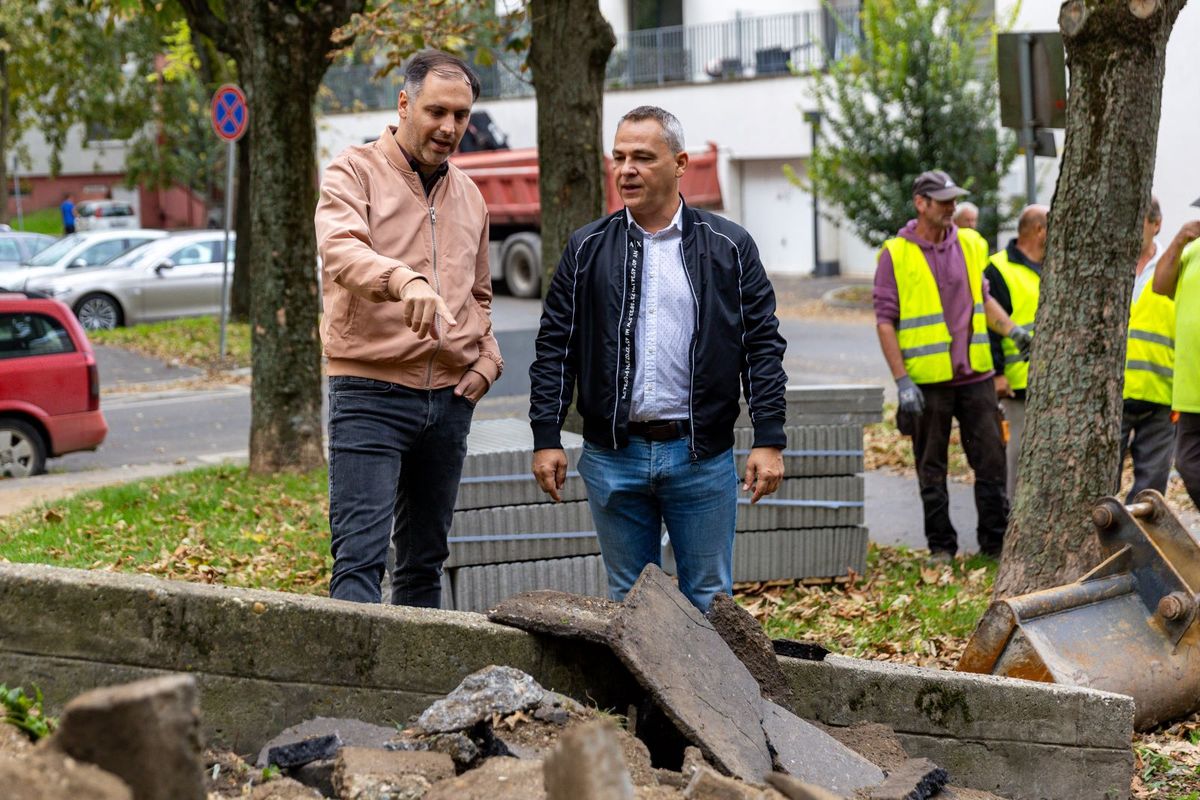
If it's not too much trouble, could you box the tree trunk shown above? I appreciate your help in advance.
[994,0,1187,597]
[0,36,10,227]
[231,129,251,322]
[527,0,615,292]
[178,0,362,474]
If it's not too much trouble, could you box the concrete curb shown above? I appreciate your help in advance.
[0,563,1132,800]
[780,655,1134,800]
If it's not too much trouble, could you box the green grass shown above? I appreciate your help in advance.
[8,207,64,236]
[0,464,330,593]
[741,545,995,667]
[89,315,251,372]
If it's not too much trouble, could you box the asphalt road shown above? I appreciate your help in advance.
[23,300,972,551]
[50,300,887,474]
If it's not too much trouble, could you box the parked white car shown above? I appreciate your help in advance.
[74,200,140,231]
[23,231,235,330]
[8,230,169,292]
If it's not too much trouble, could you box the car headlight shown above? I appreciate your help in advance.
[28,285,72,299]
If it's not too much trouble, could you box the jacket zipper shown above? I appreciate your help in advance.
[612,236,631,448]
[681,239,699,462]
[424,195,443,389]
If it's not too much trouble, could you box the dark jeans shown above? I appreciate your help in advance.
[1177,412,1200,510]
[899,379,1008,557]
[1119,399,1175,501]
[327,377,474,607]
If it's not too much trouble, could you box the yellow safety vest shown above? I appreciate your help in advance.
[1123,270,1175,406]
[990,249,1040,391]
[884,228,993,384]
[1173,241,1200,413]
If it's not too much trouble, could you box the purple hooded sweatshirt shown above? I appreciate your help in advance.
[873,220,994,387]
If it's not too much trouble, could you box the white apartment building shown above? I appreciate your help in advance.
[316,0,1200,276]
[14,1,1198,272]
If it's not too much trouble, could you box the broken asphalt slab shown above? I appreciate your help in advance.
[762,700,883,795]
[604,564,774,781]
[489,589,620,644]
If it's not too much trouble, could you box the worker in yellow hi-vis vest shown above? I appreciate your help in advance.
[1152,197,1200,510]
[874,170,1030,562]
[984,204,1048,501]
[1119,196,1175,500]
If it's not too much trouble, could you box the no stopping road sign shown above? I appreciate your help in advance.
[211,84,248,142]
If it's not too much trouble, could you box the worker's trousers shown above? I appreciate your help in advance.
[1118,399,1175,501]
[900,379,1009,558]
[1177,412,1200,510]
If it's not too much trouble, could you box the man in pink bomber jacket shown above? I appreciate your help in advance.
[314,50,503,607]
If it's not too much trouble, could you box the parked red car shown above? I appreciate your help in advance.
[0,291,107,477]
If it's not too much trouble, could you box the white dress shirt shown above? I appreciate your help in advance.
[627,203,695,422]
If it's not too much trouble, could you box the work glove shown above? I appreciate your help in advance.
[1009,325,1033,359]
[896,375,925,417]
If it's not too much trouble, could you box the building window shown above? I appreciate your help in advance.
[629,0,682,30]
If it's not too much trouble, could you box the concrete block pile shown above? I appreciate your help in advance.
[443,385,882,612]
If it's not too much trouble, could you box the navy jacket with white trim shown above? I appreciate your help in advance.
[528,200,788,460]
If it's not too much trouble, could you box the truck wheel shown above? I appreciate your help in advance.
[501,233,542,298]
[0,418,47,478]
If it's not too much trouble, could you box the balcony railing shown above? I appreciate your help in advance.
[318,9,860,114]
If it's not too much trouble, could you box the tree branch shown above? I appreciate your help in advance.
[175,0,237,59]
[1059,0,1090,37]
[1128,0,1161,18]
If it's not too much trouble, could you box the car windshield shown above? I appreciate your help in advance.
[25,235,83,267]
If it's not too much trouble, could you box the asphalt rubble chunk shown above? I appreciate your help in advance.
[489,564,1010,800]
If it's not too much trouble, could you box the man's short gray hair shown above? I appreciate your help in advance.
[952,202,978,224]
[1147,194,1162,223]
[619,106,686,154]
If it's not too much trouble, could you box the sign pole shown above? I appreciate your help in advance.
[12,157,23,230]
[1017,33,1037,205]
[219,140,235,359]
[209,83,248,361]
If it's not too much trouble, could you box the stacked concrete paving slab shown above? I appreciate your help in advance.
[443,385,882,612]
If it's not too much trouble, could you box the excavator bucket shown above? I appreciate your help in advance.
[958,491,1200,730]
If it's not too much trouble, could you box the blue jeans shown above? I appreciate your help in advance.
[327,377,474,607]
[577,436,737,611]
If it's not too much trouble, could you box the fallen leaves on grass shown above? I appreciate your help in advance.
[1134,717,1200,799]
[735,544,994,670]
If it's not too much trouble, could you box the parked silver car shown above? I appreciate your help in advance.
[11,230,169,290]
[23,231,236,330]
[74,200,140,231]
[0,232,56,272]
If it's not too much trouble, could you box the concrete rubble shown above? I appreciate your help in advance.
[0,566,1018,800]
[48,673,206,800]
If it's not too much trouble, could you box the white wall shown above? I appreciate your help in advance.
[739,158,813,273]
[16,125,130,177]
[683,0,823,27]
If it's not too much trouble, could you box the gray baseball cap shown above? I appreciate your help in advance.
[1191,196,1200,208]
[913,170,970,201]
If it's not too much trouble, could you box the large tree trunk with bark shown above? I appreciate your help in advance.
[231,132,251,322]
[994,0,1187,597]
[178,0,362,474]
[527,0,615,291]
[0,38,11,227]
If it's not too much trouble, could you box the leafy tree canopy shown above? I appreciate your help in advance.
[795,0,1019,248]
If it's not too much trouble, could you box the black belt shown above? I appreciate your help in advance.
[627,419,690,441]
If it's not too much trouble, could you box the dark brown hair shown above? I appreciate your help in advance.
[404,50,481,102]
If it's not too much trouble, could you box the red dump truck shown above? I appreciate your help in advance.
[450,144,724,297]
